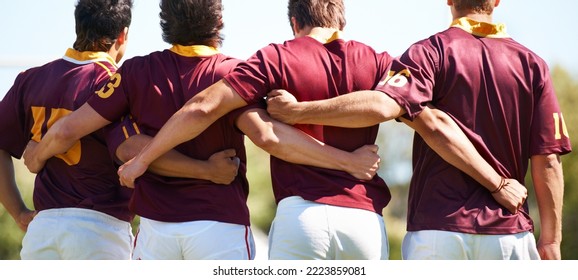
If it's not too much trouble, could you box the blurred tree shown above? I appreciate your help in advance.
[550,66,578,259]
[0,159,34,260]
[245,140,276,233]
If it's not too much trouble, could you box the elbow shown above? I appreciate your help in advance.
[408,108,455,147]
[115,149,131,163]
[370,92,403,123]
[543,154,562,168]
[52,117,80,143]
[116,135,151,163]
[248,127,282,155]
[532,153,562,169]
[115,142,138,163]
[251,133,281,155]
[181,105,210,123]
[179,100,221,130]
[368,106,390,123]
[417,108,452,134]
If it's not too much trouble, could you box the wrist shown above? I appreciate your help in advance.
[135,149,155,166]
[10,205,27,221]
[290,102,306,124]
[199,161,214,181]
[338,152,354,174]
[491,177,508,193]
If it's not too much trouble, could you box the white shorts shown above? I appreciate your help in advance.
[402,230,540,260]
[132,217,255,260]
[20,208,133,260]
[268,196,389,260]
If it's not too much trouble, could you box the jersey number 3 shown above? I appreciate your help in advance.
[30,106,81,165]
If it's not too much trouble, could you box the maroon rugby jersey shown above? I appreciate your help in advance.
[225,35,393,214]
[375,18,572,234]
[0,49,133,222]
[87,45,251,225]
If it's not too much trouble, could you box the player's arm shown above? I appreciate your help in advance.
[116,134,239,185]
[402,106,527,214]
[268,88,527,212]
[530,153,564,260]
[23,103,111,173]
[236,108,379,181]
[117,79,248,188]
[0,150,35,232]
[266,89,403,127]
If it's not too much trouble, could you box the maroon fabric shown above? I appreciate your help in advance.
[87,50,252,225]
[0,53,133,222]
[225,36,393,214]
[375,27,572,234]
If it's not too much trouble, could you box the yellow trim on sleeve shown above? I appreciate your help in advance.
[451,17,509,38]
[122,126,129,139]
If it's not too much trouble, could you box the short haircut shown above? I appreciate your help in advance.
[73,0,133,52]
[453,0,496,15]
[160,0,224,47]
[288,0,346,31]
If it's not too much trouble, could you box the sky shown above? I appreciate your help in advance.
[1,0,578,99]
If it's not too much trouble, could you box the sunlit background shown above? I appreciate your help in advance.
[1,0,577,260]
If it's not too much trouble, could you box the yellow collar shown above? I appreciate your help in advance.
[307,30,343,44]
[169,45,220,57]
[451,17,509,38]
[63,48,117,66]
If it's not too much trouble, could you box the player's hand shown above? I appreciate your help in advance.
[117,157,148,189]
[347,145,380,181]
[22,140,45,174]
[16,209,36,232]
[537,239,561,260]
[206,149,240,185]
[491,178,527,214]
[266,89,299,125]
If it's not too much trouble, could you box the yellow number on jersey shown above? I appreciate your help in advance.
[96,72,122,99]
[553,112,569,140]
[377,69,411,88]
[30,106,82,165]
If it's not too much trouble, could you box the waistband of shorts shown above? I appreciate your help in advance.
[36,208,131,226]
[279,196,381,215]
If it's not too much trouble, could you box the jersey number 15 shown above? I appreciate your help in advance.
[30,106,81,165]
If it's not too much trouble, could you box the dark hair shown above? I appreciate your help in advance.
[453,0,496,15]
[288,0,346,31]
[73,0,133,52]
[160,0,224,47]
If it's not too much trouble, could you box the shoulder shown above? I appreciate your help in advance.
[207,54,243,78]
[343,40,394,65]
[216,54,243,72]
[122,50,167,68]
[8,60,59,90]
[507,38,548,65]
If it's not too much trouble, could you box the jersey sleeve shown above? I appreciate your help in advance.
[224,45,278,104]
[102,115,141,163]
[226,99,267,134]
[375,51,393,83]
[86,66,130,122]
[374,42,438,121]
[0,73,30,158]
[529,67,572,156]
